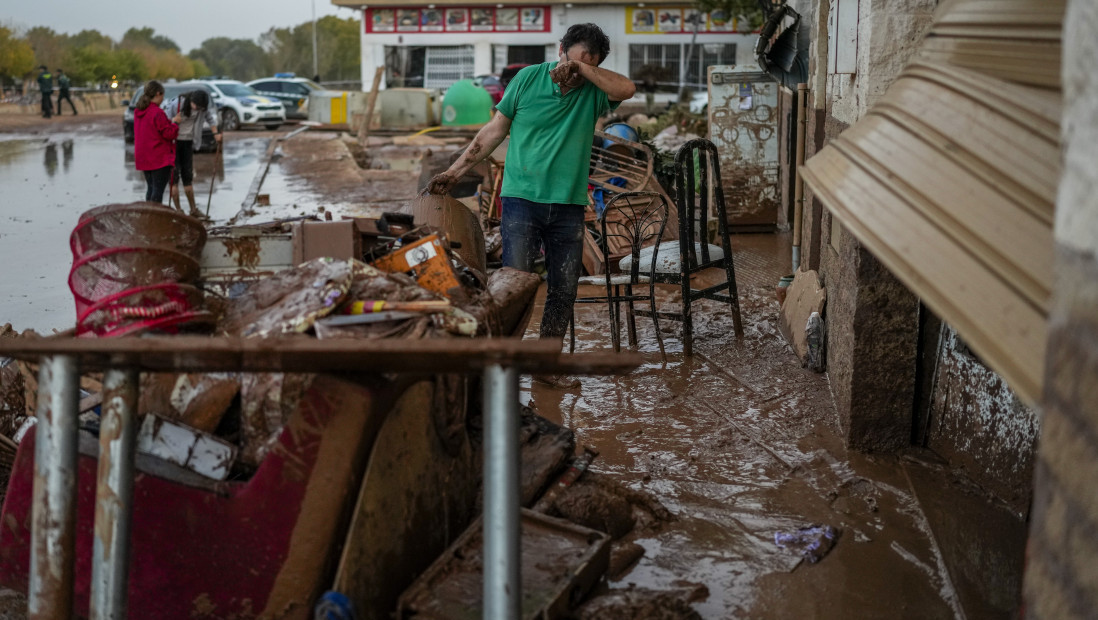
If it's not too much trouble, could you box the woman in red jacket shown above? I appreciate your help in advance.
[133,80,182,204]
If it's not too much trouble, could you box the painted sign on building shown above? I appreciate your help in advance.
[367,6,551,33]
[625,6,738,34]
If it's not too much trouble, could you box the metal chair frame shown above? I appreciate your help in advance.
[637,139,744,355]
[569,191,669,360]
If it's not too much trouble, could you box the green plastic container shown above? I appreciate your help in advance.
[441,79,494,127]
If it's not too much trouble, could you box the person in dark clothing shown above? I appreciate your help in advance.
[56,69,77,115]
[36,66,53,119]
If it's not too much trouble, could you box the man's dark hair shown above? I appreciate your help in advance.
[39,65,47,71]
[560,23,610,65]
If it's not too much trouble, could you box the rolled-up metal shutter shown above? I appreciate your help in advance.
[800,0,1064,404]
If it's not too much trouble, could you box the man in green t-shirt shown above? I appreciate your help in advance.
[427,23,636,340]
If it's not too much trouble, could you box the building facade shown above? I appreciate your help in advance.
[334,0,755,94]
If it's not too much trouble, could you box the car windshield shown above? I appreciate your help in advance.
[216,82,257,97]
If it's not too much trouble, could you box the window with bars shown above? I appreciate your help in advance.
[424,45,476,89]
[629,43,737,91]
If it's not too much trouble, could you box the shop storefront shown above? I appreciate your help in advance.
[333,0,755,94]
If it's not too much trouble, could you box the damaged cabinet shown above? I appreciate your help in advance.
[708,65,781,231]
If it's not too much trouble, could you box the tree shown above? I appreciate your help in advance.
[120,27,179,52]
[189,37,270,80]
[261,16,360,82]
[693,0,768,31]
[67,29,113,52]
[25,26,66,73]
[0,26,35,82]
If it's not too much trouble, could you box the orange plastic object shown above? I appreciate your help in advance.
[371,235,462,298]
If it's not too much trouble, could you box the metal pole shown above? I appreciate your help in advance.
[312,0,319,81]
[482,364,520,620]
[792,82,808,274]
[90,370,139,620]
[29,355,79,620]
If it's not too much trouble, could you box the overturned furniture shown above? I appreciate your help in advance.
[0,337,637,619]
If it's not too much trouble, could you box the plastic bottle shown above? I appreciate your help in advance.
[314,591,355,620]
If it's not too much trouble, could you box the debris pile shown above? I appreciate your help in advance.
[68,203,213,337]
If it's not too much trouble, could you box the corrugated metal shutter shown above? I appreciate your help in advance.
[800,0,1064,404]
[424,46,475,90]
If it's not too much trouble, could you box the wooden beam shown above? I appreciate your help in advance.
[0,336,640,376]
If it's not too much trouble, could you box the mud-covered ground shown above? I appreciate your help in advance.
[522,234,1022,618]
[0,111,1024,618]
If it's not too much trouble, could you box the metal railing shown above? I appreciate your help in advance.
[3,336,639,619]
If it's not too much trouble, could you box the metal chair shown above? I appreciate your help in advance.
[569,191,669,360]
[621,139,744,355]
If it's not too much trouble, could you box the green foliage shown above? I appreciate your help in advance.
[12,17,363,86]
[260,16,360,81]
[121,27,180,52]
[64,46,113,83]
[188,37,271,81]
[26,26,66,73]
[692,0,766,31]
[67,30,113,52]
[0,26,35,80]
[64,46,146,84]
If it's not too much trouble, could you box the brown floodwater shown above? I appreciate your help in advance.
[0,133,270,333]
[519,234,973,618]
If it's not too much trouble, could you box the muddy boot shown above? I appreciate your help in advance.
[169,186,184,212]
[184,186,202,218]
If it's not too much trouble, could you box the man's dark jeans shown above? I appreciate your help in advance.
[500,197,585,339]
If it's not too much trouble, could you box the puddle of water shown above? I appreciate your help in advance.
[0,135,270,334]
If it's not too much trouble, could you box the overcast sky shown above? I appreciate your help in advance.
[5,0,358,53]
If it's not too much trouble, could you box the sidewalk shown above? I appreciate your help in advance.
[522,231,1020,618]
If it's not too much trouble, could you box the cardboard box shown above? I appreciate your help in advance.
[292,220,361,264]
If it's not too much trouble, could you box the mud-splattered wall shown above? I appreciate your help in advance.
[925,327,1038,515]
[1025,0,1098,615]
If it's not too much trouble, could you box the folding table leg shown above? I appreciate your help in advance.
[30,355,79,620]
[482,365,520,620]
[91,369,139,620]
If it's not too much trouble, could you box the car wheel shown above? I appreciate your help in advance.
[264,123,282,130]
[220,109,240,131]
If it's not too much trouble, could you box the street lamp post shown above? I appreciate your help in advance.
[312,0,319,81]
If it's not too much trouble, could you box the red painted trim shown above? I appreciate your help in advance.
[366,5,551,34]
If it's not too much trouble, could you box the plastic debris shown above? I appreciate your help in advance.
[774,524,839,563]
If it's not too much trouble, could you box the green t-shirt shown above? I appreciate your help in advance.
[495,62,620,205]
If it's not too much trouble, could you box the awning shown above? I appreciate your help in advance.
[800,0,1064,404]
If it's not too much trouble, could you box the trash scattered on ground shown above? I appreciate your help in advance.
[397,508,610,619]
[547,471,674,540]
[774,524,840,564]
[573,583,708,620]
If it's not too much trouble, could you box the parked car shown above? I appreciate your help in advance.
[122,82,218,152]
[246,74,327,120]
[473,75,503,104]
[499,63,530,89]
[198,79,286,130]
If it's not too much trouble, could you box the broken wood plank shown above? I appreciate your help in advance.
[0,336,641,376]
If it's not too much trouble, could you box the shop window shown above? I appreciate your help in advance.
[688,43,737,88]
[629,44,682,92]
[508,45,546,66]
[630,43,736,92]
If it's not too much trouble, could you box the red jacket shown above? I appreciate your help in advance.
[134,104,179,171]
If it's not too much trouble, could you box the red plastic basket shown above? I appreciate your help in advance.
[68,246,200,318]
[75,282,207,337]
[71,203,207,259]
